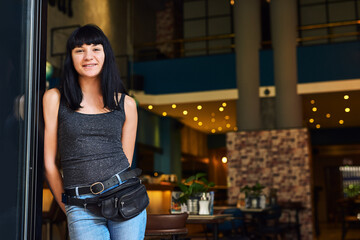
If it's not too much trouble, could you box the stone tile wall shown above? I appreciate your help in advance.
[227,128,313,240]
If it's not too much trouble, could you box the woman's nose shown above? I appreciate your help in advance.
[84,51,94,60]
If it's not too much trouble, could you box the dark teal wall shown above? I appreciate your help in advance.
[154,117,182,179]
[134,41,360,94]
[137,108,182,178]
[137,108,161,148]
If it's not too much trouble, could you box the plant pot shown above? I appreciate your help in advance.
[187,198,199,215]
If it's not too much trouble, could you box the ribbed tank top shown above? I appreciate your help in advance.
[58,94,130,189]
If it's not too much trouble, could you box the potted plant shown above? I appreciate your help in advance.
[240,182,265,208]
[177,173,215,214]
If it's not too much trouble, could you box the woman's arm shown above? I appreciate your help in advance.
[43,88,65,213]
[121,95,138,166]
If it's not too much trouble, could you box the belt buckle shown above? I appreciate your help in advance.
[90,182,105,195]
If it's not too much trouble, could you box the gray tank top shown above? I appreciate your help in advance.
[58,94,130,189]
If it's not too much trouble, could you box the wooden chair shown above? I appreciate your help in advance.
[145,213,188,240]
[339,197,360,240]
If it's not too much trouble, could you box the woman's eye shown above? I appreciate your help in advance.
[94,48,101,51]
[74,49,83,53]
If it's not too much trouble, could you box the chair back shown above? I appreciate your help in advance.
[146,213,188,236]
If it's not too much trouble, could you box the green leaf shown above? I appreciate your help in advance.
[195,173,207,180]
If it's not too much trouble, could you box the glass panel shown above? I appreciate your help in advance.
[299,0,326,4]
[208,0,230,16]
[184,42,207,56]
[328,2,356,22]
[0,0,32,239]
[184,0,206,19]
[208,39,232,54]
[332,25,358,42]
[208,16,231,35]
[301,28,328,45]
[184,19,206,38]
[300,5,327,25]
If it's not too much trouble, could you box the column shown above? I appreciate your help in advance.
[270,0,302,128]
[234,0,262,131]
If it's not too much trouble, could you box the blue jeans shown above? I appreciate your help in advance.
[65,205,146,240]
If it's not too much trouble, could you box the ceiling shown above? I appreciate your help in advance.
[138,90,360,134]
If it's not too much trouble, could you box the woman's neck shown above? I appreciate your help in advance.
[78,76,102,96]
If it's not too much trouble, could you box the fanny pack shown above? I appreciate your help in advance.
[62,169,149,222]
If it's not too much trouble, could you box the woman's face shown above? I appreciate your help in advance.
[71,43,105,80]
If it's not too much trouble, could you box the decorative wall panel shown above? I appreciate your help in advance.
[227,128,313,240]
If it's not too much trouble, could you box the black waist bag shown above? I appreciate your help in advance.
[70,178,149,222]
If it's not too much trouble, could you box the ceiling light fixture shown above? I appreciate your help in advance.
[172,104,176,109]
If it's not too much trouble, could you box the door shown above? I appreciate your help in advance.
[0,0,46,239]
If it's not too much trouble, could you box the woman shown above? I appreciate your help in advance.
[43,24,146,240]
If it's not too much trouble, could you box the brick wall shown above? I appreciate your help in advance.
[227,128,313,240]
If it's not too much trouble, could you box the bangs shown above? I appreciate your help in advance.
[68,25,105,49]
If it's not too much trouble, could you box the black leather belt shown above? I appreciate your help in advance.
[64,168,142,196]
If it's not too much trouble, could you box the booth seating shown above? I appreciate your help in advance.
[145,213,188,240]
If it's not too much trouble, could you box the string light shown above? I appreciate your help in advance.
[339,120,344,124]
[211,129,216,133]
[345,108,350,112]
[148,105,153,110]
[344,95,349,100]
[162,112,167,116]
[312,107,317,112]
[171,104,176,109]
[309,118,314,123]
[211,118,216,123]
[218,127,222,131]
[316,124,320,129]
[219,107,224,112]
[326,113,331,118]
[226,123,231,128]
[222,157,228,163]
[183,110,188,115]
[197,105,202,110]
[193,117,198,121]
[222,102,227,107]
[198,122,203,126]
[225,115,230,120]
[310,100,315,104]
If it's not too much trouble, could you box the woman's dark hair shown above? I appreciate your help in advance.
[60,24,126,110]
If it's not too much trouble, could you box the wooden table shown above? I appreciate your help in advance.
[186,214,232,240]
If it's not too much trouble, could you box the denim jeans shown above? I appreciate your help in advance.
[65,204,147,240]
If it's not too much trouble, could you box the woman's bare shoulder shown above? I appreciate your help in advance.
[43,88,61,110]
[123,94,137,110]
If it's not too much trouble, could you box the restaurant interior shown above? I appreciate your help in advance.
[43,0,360,239]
